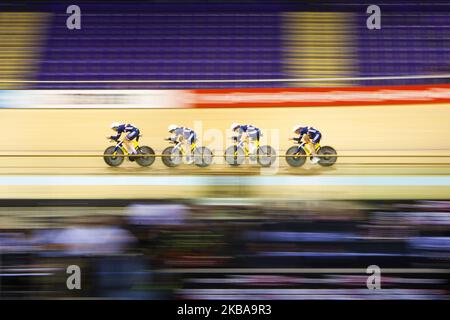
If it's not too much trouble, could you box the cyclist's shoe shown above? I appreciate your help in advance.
[311,157,320,164]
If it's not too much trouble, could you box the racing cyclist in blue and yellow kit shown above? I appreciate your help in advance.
[230,123,261,156]
[109,122,140,157]
[291,125,322,164]
[167,124,197,164]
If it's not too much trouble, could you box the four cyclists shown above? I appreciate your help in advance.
[109,122,325,165]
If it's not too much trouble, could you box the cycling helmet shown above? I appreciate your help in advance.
[230,123,240,131]
[111,122,121,131]
[168,124,179,132]
[292,125,303,133]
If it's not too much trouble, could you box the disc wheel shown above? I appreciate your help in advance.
[194,146,213,167]
[135,146,155,167]
[224,146,245,166]
[318,146,337,167]
[285,146,307,167]
[103,146,124,167]
[257,145,277,167]
[162,146,182,167]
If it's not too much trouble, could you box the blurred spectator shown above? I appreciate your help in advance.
[1,200,449,299]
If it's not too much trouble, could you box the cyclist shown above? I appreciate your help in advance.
[109,122,140,156]
[230,123,261,155]
[291,125,321,164]
[168,124,197,164]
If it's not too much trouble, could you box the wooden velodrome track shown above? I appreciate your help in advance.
[1,104,450,199]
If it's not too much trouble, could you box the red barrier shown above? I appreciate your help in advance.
[190,84,450,108]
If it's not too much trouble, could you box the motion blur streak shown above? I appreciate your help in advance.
[1,199,450,299]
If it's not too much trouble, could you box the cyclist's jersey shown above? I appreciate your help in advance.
[299,126,321,142]
[237,125,260,140]
[172,127,197,143]
[112,123,139,140]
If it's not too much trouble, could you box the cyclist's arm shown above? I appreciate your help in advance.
[293,134,304,142]
[110,132,122,140]
[176,134,185,143]
[240,132,249,141]
[230,135,239,142]
[111,126,126,140]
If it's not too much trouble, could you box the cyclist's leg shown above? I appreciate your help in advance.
[185,133,195,163]
[304,134,319,155]
[248,131,258,154]
[304,135,318,163]
[311,133,321,154]
[125,131,138,154]
[310,134,322,163]
[303,135,313,153]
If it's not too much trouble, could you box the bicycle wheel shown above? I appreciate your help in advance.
[162,146,182,167]
[224,146,245,166]
[194,146,213,167]
[136,146,155,167]
[257,145,276,167]
[103,146,124,167]
[285,146,307,167]
[318,146,337,167]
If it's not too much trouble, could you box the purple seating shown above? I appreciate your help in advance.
[36,12,285,88]
[357,13,450,86]
[32,4,450,89]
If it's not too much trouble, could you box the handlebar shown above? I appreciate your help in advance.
[165,137,179,145]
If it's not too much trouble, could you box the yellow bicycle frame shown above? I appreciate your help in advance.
[173,140,196,156]
[233,138,259,156]
[300,142,321,156]
[114,140,140,156]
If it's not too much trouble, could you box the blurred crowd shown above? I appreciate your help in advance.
[1,199,449,299]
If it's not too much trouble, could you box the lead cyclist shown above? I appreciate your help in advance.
[290,125,322,164]
[109,122,140,157]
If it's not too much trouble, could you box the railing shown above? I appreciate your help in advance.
[1,73,450,84]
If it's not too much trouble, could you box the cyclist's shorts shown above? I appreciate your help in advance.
[311,133,322,144]
[126,130,139,141]
[187,132,197,144]
[247,130,261,141]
